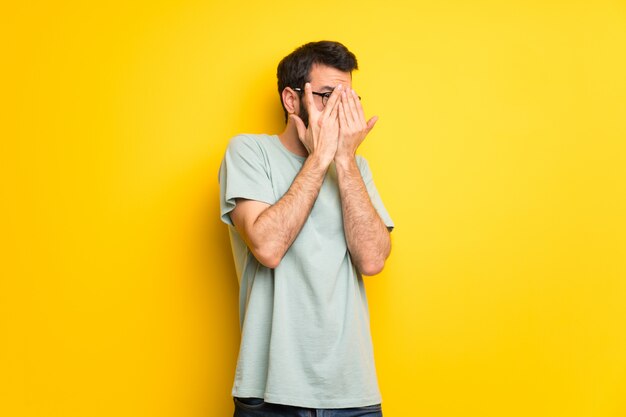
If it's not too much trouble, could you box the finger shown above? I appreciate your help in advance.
[346,88,362,128]
[365,115,378,133]
[352,89,367,127]
[339,91,354,129]
[341,91,355,126]
[321,84,343,120]
[337,100,348,129]
[329,95,340,123]
[289,114,306,140]
[302,82,316,116]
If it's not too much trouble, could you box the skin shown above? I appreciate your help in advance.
[229,64,391,275]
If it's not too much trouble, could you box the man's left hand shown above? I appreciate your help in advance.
[336,88,378,160]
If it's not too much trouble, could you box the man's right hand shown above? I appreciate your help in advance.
[289,83,343,167]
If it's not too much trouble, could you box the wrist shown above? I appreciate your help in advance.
[334,153,357,170]
[306,151,333,173]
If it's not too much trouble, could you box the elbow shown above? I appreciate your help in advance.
[359,259,386,276]
[253,245,283,269]
[258,256,281,269]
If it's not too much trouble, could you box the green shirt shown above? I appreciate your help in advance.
[218,133,394,408]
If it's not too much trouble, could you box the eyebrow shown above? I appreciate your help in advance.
[319,85,335,92]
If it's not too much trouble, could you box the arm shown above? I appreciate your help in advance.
[335,157,391,275]
[230,83,343,268]
[336,88,391,275]
[230,155,328,269]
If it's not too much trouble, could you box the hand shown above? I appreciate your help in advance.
[290,83,342,167]
[336,88,378,160]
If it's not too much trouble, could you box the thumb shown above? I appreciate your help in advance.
[289,114,307,141]
[366,115,379,133]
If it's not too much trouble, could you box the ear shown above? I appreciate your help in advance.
[281,87,300,116]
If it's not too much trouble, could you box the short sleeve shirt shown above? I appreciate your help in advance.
[218,133,394,409]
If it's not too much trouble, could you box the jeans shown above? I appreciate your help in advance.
[233,397,383,417]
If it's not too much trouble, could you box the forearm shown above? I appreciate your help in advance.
[335,156,391,275]
[248,155,328,267]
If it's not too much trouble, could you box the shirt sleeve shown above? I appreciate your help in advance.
[218,134,276,226]
[356,156,395,231]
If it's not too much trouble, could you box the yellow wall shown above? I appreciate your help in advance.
[2,1,625,416]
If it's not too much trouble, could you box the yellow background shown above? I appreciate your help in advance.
[2,1,625,416]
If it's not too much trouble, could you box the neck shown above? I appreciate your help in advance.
[278,118,308,157]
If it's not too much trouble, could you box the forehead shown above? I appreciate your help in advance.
[308,63,352,90]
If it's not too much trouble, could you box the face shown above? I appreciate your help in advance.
[298,64,352,127]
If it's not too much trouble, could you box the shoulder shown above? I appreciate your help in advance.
[226,133,266,152]
[224,133,276,161]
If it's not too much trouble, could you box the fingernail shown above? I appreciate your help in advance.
[337,84,343,91]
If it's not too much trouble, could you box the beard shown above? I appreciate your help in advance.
[298,96,310,129]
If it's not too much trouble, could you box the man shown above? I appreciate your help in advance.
[219,40,394,417]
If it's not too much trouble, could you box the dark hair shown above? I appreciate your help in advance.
[277,41,358,122]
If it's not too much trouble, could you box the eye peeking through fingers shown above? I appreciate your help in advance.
[293,87,360,108]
